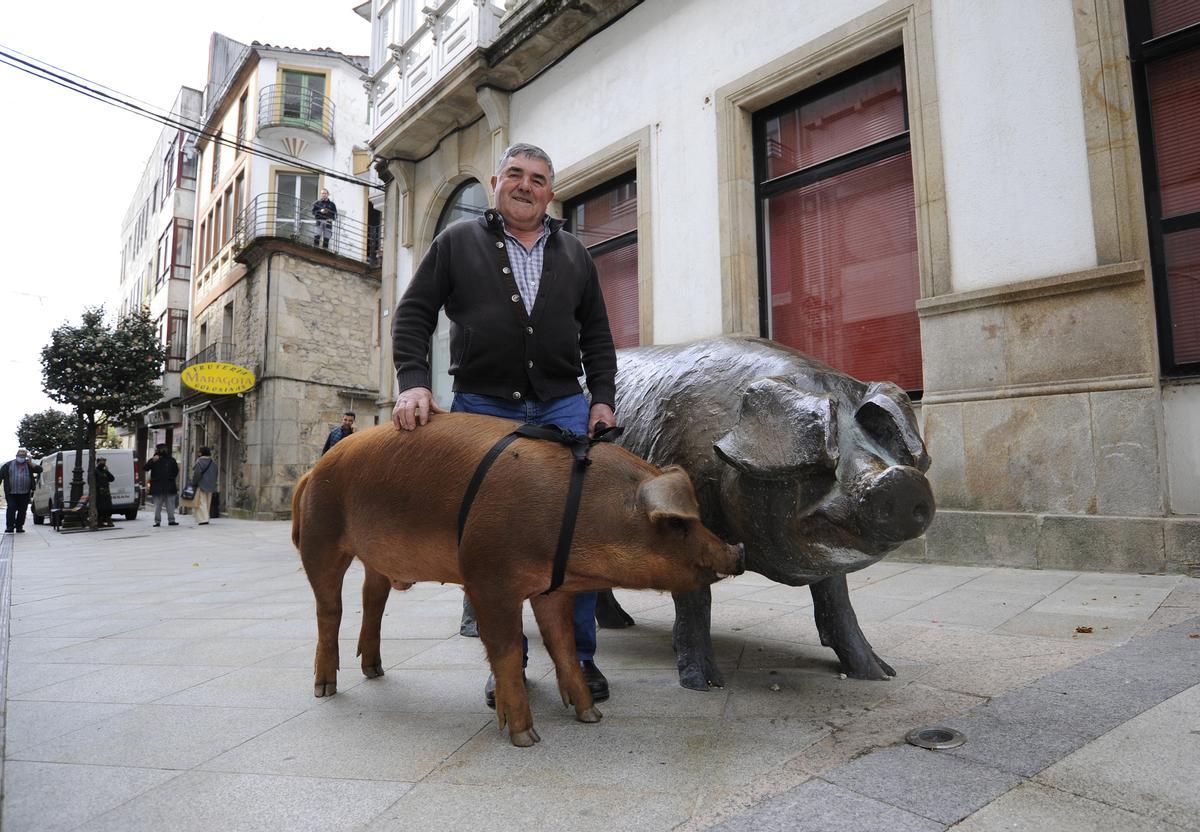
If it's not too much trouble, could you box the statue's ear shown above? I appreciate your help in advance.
[854,382,930,472]
[713,378,838,479]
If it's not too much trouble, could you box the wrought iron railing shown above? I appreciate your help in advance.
[233,192,381,266]
[257,84,336,141]
[183,340,235,370]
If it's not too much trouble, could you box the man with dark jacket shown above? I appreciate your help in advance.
[312,189,337,249]
[2,448,42,533]
[322,411,355,455]
[391,142,618,708]
[146,444,179,527]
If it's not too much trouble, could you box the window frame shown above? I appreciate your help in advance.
[1125,1,1200,376]
[564,170,641,348]
[751,47,921,394]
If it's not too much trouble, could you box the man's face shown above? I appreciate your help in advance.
[16,451,27,461]
[491,154,554,231]
[321,189,329,200]
[341,414,355,430]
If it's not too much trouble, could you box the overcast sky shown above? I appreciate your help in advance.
[0,2,371,453]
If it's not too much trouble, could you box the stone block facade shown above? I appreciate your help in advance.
[187,243,381,519]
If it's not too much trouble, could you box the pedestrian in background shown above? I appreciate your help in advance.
[146,444,179,527]
[2,448,42,533]
[312,188,337,249]
[322,411,355,455]
[190,447,218,525]
[95,456,116,528]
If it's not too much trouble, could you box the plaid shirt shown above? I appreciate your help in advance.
[501,215,551,314]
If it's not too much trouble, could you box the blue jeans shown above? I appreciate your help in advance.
[452,392,598,662]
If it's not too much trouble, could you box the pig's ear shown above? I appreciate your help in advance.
[713,378,839,479]
[854,382,930,472]
[638,466,702,524]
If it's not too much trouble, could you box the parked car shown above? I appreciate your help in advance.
[30,449,141,524]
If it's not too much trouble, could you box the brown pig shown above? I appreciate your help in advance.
[291,413,744,747]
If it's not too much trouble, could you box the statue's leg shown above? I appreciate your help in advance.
[595,589,636,629]
[810,574,895,680]
[460,592,479,637]
[672,585,724,691]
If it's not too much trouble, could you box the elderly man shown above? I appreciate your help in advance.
[391,143,618,707]
[2,448,42,533]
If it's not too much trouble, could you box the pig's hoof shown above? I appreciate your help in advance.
[678,661,724,691]
[510,727,541,747]
[363,664,385,679]
[841,650,895,681]
[314,681,337,697]
[576,706,603,723]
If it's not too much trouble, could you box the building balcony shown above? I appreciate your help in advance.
[368,0,505,140]
[367,0,641,158]
[232,192,381,267]
[257,84,336,143]
[183,339,236,370]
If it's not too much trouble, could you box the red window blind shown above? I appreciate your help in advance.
[567,178,640,348]
[1149,0,1200,36]
[757,52,921,393]
[766,152,921,390]
[1142,45,1200,362]
[762,64,906,180]
[1163,227,1200,363]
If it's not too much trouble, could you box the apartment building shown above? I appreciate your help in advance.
[363,0,1198,573]
[115,85,203,462]
[183,32,381,519]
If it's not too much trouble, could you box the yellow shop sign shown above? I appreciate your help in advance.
[181,362,256,395]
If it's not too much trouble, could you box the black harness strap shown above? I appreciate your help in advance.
[456,422,624,594]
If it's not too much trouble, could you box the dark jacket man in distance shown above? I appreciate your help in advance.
[322,411,356,455]
[2,448,42,533]
[390,142,617,706]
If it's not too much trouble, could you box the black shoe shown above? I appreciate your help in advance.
[484,672,528,709]
[15,528,26,533]
[153,522,160,527]
[580,660,609,702]
[168,521,179,526]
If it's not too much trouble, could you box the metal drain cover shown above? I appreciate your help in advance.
[905,726,966,750]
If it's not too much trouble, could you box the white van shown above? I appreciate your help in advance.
[30,449,141,524]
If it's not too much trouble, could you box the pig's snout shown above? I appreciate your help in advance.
[713,542,746,579]
[858,465,935,542]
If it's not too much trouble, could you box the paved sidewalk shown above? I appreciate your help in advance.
[1,516,1198,831]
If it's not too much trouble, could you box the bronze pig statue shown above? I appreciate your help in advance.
[599,336,934,689]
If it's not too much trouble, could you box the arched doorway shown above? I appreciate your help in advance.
[429,180,488,406]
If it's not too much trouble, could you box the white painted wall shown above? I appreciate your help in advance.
[510,0,1101,337]
[510,0,882,344]
[933,0,1097,291]
[1164,384,1200,515]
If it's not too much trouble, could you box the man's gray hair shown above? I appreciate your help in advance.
[496,143,555,185]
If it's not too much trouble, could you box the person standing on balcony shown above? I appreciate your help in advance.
[2,448,42,533]
[146,444,179,527]
[390,142,619,709]
[322,411,356,455]
[312,188,337,249]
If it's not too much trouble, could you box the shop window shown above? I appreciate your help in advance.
[565,173,640,348]
[1127,0,1200,373]
[753,49,921,394]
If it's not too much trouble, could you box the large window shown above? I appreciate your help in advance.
[275,172,320,238]
[282,70,327,128]
[754,49,921,394]
[1127,0,1200,374]
[565,174,640,348]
